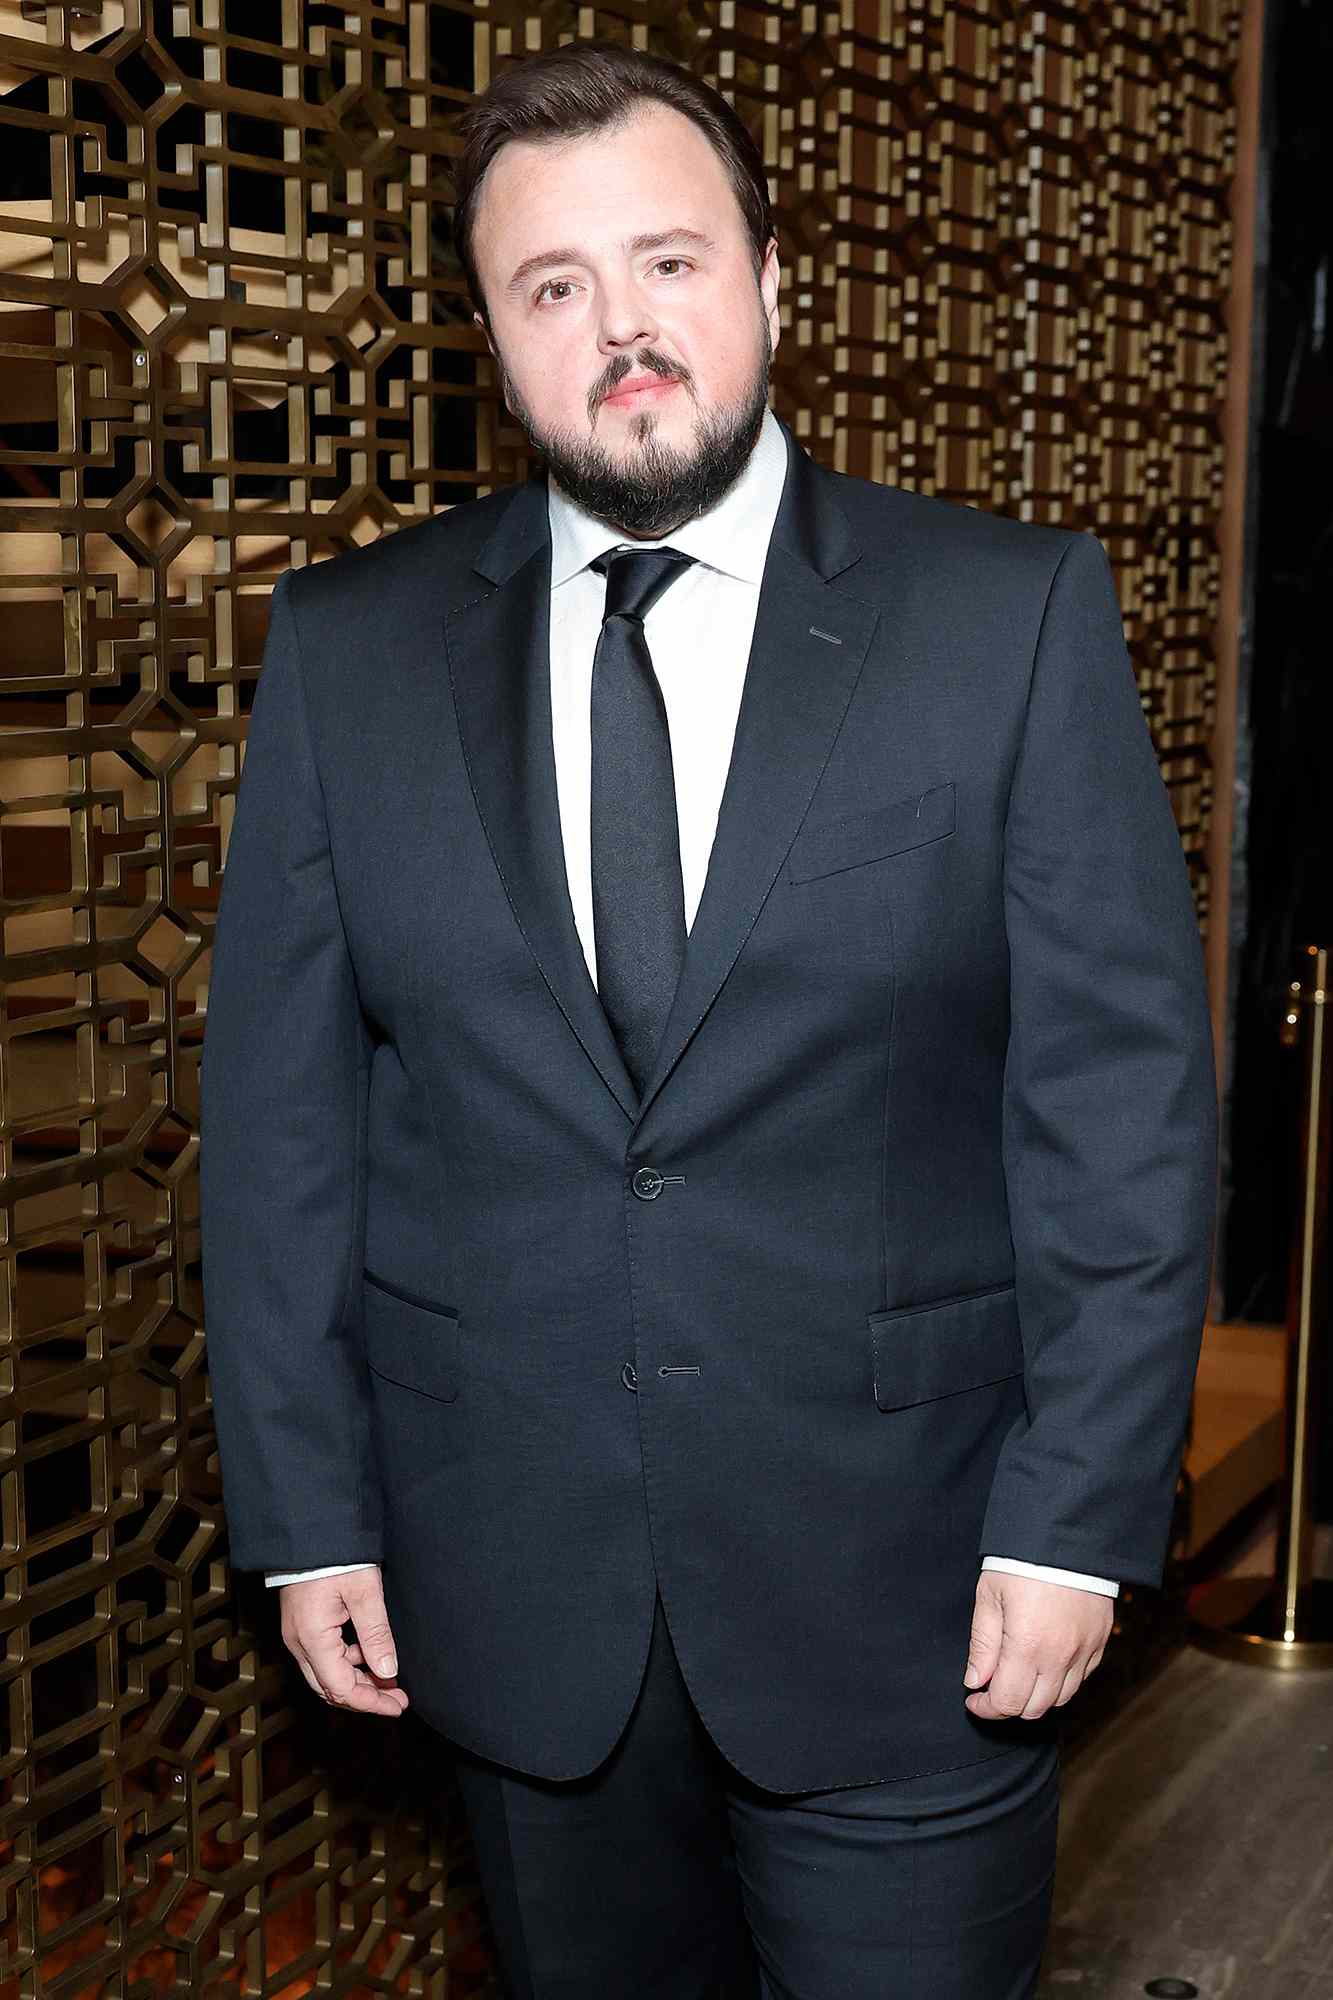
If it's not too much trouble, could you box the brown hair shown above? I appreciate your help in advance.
[451,41,774,326]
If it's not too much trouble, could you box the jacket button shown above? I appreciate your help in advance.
[631,1166,664,1200]
[621,1360,639,1392]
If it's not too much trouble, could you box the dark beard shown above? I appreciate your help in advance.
[497,325,772,540]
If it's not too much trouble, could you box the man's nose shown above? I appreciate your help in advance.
[596,277,659,352]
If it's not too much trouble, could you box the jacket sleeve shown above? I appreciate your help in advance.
[199,568,384,1573]
[978,531,1219,1589]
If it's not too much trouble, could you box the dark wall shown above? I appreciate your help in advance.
[1221,0,1333,1502]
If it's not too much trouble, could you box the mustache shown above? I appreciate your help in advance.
[589,351,691,422]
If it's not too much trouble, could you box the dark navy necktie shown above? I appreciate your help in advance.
[588,544,698,1096]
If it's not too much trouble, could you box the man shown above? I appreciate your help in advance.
[199,39,1218,2000]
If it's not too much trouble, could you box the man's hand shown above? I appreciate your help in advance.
[963,1569,1113,1720]
[278,1565,409,1717]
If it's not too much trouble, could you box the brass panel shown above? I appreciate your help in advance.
[0,0,1240,1987]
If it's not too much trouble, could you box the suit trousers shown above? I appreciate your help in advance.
[447,1589,1061,1999]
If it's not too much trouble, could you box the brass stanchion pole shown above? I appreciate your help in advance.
[1190,943,1333,1666]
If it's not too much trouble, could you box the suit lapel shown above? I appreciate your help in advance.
[633,437,880,1122]
[443,417,880,1130]
[444,488,642,1122]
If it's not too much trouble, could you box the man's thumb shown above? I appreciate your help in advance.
[964,1587,1002,1688]
[343,1571,397,1677]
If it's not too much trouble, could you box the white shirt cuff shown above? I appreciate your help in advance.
[264,1556,1119,1599]
[264,1562,379,1587]
[981,1555,1119,1597]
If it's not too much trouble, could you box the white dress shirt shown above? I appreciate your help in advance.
[267,406,1117,1600]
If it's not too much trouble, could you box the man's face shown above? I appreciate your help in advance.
[469,100,781,538]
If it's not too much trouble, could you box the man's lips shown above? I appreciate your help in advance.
[601,375,682,407]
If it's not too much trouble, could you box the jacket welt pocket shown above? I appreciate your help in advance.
[869,1282,1022,1411]
[786,782,955,884]
[362,1266,460,1403]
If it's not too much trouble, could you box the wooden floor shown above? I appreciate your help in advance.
[1183,1319,1286,1556]
[1039,1524,1333,1997]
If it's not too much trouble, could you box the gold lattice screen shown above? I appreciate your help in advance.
[0,1,1239,1990]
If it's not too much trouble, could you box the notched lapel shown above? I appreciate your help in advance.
[441,423,883,1133]
[634,546,879,1121]
[443,484,641,1123]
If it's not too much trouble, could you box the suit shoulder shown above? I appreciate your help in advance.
[282,482,529,621]
[824,463,1081,573]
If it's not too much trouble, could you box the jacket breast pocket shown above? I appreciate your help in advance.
[869,1282,1022,1410]
[362,1266,461,1403]
[786,782,955,885]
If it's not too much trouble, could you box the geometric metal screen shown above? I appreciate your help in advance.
[0,1,1240,1989]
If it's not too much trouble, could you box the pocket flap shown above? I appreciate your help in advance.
[362,1267,460,1403]
[869,1283,1022,1410]
[787,782,955,884]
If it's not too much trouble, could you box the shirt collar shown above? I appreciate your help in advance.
[546,402,789,590]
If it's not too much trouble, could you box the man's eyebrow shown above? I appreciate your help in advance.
[503,228,717,295]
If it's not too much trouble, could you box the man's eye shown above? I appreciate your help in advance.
[535,279,576,305]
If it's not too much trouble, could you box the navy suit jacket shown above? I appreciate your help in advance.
[199,416,1218,1790]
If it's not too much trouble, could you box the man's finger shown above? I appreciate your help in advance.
[1053,1661,1086,1707]
[963,1582,1004,1689]
[342,1568,399,1679]
[290,1649,331,1704]
[966,1641,1039,1719]
[1019,1666,1068,1719]
[301,1631,409,1715]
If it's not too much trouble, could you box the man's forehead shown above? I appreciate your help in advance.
[473,106,732,238]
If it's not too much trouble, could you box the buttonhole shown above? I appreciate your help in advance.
[658,1365,702,1377]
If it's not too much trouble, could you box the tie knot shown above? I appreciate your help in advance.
[591,545,696,625]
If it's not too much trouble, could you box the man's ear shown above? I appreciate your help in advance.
[759,235,782,358]
[474,311,514,415]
